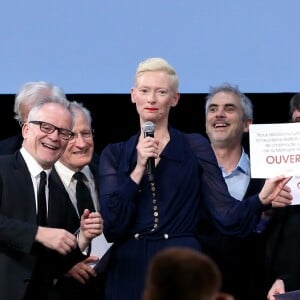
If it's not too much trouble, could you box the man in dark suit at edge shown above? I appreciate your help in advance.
[0,97,103,300]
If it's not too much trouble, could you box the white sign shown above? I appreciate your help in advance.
[249,123,300,178]
[89,234,113,269]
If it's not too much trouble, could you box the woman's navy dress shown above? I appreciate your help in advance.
[99,127,265,300]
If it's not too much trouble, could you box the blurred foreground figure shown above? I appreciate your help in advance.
[143,246,234,300]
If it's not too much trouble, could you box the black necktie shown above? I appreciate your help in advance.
[37,171,47,226]
[73,171,95,216]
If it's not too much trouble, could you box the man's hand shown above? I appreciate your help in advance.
[65,256,99,284]
[78,209,103,250]
[259,176,292,205]
[267,279,285,300]
[272,184,293,207]
[35,227,78,255]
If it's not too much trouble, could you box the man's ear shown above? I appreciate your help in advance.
[243,118,253,133]
[216,292,235,300]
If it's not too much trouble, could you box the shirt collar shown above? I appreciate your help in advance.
[236,148,250,175]
[20,147,51,178]
[55,160,92,188]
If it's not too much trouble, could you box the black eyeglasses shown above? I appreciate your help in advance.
[29,121,73,141]
[69,129,94,141]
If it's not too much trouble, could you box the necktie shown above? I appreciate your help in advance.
[73,171,95,216]
[37,171,47,226]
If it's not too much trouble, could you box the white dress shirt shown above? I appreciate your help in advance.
[54,160,99,216]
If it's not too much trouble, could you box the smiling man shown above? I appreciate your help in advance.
[53,101,106,300]
[198,83,267,300]
[0,97,102,300]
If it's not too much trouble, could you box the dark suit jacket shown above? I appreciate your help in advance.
[50,152,105,300]
[0,151,85,300]
[198,178,266,300]
[0,133,23,155]
[264,205,300,292]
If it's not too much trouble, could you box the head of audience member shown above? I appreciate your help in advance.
[143,247,234,300]
[58,101,95,172]
[22,97,73,170]
[205,83,253,149]
[131,57,180,126]
[289,93,300,122]
[14,81,67,126]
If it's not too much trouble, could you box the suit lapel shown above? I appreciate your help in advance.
[13,152,37,221]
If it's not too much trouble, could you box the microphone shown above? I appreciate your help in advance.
[142,121,156,182]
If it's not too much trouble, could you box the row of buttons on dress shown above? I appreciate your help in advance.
[134,180,167,239]
[150,181,159,232]
[134,233,169,240]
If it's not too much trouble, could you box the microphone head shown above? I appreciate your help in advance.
[142,121,155,134]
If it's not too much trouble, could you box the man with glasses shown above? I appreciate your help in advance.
[29,120,74,140]
[0,81,67,155]
[53,101,109,300]
[0,97,103,300]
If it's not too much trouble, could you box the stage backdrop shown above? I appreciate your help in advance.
[0,93,293,154]
[0,1,299,94]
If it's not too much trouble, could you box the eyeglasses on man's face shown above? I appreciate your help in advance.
[29,121,73,141]
[69,129,94,142]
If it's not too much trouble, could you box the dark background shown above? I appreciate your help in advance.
[0,93,293,154]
